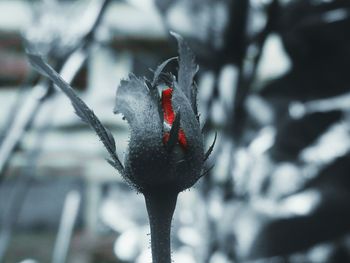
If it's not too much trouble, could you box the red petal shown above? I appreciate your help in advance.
[161,88,175,124]
[161,88,188,150]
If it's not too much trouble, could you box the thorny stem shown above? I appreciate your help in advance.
[144,190,178,263]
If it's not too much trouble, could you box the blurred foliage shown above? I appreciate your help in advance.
[1,0,350,262]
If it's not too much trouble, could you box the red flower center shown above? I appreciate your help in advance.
[161,87,187,149]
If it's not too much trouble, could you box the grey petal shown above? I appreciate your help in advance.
[114,74,163,138]
[114,74,167,191]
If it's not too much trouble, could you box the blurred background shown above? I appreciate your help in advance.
[1,0,350,262]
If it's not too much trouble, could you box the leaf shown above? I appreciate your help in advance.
[196,164,215,182]
[191,81,199,117]
[204,132,217,162]
[27,53,124,173]
[166,110,181,151]
[152,56,177,87]
[105,128,116,153]
[170,32,199,103]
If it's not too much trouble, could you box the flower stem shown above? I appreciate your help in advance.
[144,190,178,263]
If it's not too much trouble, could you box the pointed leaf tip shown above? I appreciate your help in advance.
[169,31,182,41]
[27,53,50,78]
[152,56,178,87]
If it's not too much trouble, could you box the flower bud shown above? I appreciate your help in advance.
[27,32,216,263]
[112,33,218,194]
